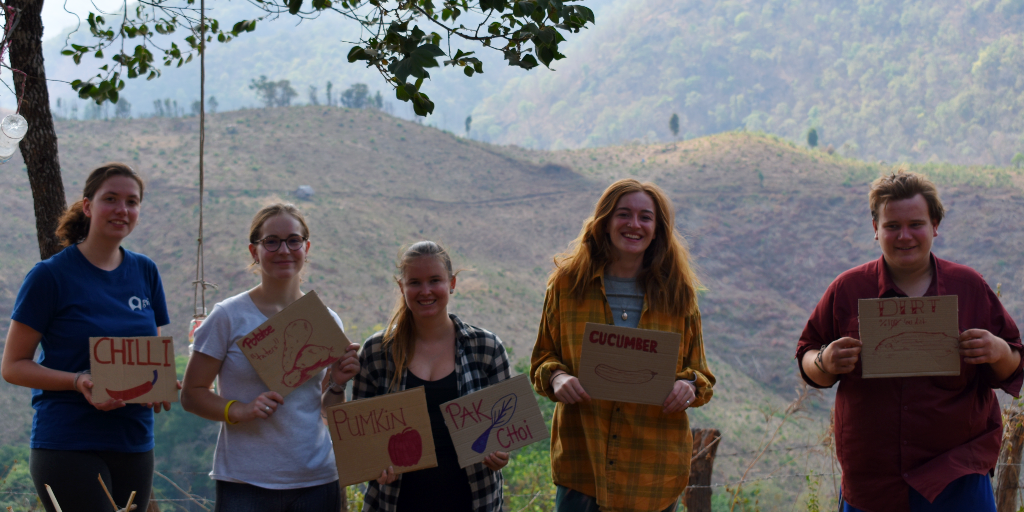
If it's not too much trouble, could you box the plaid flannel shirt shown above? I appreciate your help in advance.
[530,271,715,512]
[353,313,511,512]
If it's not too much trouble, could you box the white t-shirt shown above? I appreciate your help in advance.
[193,291,342,489]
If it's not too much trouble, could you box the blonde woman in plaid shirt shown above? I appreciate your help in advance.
[530,179,716,512]
[353,241,511,512]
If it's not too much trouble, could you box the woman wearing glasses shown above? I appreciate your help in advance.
[181,203,359,511]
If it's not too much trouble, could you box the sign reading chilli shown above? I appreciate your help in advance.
[235,291,352,398]
[578,323,681,405]
[89,336,179,403]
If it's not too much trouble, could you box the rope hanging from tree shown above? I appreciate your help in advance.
[191,0,215,328]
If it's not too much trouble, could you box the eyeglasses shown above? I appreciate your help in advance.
[256,236,307,252]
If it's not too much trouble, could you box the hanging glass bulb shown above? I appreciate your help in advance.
[1,114,27,140]
[0,133,17,159]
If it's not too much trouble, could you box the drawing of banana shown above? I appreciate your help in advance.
[594,364,657,384]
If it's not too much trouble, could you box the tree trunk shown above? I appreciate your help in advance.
[996,409,1024,512]
[684,428,721,512]
[8,0,66,260]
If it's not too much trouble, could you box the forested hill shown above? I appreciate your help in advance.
[38,0,1024,166]
[471,0,1024,165]
[2,109,1024,507]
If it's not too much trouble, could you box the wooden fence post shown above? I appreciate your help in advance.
[685,428,721,512]
[996,409,1024,512]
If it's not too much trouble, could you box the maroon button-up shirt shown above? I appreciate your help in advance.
[796,255,1023,512]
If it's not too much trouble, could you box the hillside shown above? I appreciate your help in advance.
[29,0,1024,167]
[2,108,1024,508]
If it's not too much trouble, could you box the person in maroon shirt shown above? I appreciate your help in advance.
[796,170,1023,512]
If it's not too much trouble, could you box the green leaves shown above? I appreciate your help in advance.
[60,0,596,117]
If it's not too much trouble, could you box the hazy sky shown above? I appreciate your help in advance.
[42,0,126,42]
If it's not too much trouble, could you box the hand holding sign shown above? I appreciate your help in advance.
[74,373,126,411]
[820,337,863,374]
[551,373,591,404]
[958,329,1012,365]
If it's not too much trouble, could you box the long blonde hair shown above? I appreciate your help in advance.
[549,179,702,317]
[382,241,458,392]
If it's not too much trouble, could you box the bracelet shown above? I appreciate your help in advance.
[549,371,566,387]
[224,400,239,425]
[328,378,345,395]
[72,371,85,392]
[814,342,833,375]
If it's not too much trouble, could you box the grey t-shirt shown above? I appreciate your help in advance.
[192,291,342,489]
[604,275,644,329]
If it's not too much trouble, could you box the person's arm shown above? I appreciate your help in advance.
[2,320,126,411]
[664,310,713,414]
[798,337,863,387]
[180,351,283,423]
[530,285,588,403]
[959,329,1021,381]
[321,342,361,412]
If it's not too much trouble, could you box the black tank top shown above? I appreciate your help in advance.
[396,370,474,512]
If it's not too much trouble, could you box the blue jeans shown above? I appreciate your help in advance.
[214,480,342,512]
[841,473,995,512]
[555,486,678,512]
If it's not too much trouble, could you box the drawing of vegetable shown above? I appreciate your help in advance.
[106,370,158,400]
[471,393,518,453]
[388,427,423,466]
[594,364,657,384]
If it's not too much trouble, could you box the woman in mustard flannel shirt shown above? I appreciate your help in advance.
[530,179,715,512]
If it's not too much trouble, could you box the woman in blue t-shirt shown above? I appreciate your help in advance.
[1,162,171,512]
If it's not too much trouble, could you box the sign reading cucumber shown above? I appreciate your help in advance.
[577,323,682,405]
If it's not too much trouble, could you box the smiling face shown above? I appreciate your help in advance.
[873,193,938,274]
[248,213,310,282]
[82,175,142,242]
[399,255,456,322]
[604,191,657,262]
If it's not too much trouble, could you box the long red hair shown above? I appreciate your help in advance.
[549,179,701,317]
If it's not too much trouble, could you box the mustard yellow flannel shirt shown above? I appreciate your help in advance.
[530,272,715,512]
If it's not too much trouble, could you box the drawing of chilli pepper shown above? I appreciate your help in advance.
[106,370,158,400]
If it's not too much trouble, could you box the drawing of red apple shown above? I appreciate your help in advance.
[388,427,423,467]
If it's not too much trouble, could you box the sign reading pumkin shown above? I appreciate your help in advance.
[326,387,437,486]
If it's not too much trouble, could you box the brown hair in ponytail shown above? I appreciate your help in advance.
[382,241,458,392]
[56,163,145,246]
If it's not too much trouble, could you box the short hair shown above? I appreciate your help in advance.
[869,168,945,224]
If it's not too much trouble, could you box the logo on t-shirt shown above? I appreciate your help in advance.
[128,296,151,311]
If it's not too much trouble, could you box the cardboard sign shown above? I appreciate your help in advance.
[440,374,548,468]
[858,295,960,378]
[326,387,437,487]
[236,291,351,397]
[89,336,178,403]
[577,323,682,405]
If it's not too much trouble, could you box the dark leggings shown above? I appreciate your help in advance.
[215,480,342,512]
[30,448,154,512]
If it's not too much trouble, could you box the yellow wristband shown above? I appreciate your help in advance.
[224,400,239,425]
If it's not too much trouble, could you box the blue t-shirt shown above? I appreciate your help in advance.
[11,245,170,452]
